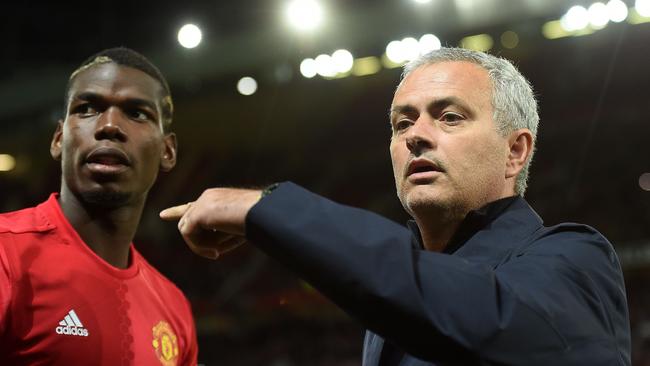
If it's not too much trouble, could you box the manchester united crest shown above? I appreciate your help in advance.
[152,321,179,366]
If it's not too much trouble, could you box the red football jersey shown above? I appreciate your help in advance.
[0,194,198,366]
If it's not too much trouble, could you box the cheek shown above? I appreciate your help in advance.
[389,144,405,176]
[60,125,85,161]
[138,136,164,165]
[462,139,505,184]
[448,136,501,177]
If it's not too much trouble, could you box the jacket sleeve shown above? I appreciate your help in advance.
[245,182,630,365]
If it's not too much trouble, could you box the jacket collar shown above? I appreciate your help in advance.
[407,196,544,266]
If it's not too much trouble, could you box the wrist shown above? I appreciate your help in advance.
[261,183,280,198]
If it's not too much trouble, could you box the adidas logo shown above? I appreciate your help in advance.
[55,309,89,337]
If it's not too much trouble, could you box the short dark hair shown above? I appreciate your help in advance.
[64,47,173,131]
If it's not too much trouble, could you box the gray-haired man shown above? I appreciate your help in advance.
[162,47,630,365]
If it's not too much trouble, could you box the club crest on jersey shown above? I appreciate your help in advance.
[152,320,179,366]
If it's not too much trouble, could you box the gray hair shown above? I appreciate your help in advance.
[400,47,539,196]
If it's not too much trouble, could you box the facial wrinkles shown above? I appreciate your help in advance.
[391,62,503,216]
[409,66,492,120]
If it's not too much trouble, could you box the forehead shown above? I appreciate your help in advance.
[68,63,164,103]
[393,61,492,109]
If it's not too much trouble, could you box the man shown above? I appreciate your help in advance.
[161,48,630,365]
[0,47,198,365]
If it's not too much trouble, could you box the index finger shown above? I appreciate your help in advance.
[159,203,192,220]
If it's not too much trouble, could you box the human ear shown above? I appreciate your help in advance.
[505,128,533,179]
[50,120,64,161]
[160,133,177,172]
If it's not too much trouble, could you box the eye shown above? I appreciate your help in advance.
[393,119,413,133]
[72,103,98,117]
[127,109,154,122]
[440,112,464,125]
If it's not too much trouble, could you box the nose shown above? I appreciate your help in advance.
[95,107,127,142]
[405,119,435,156]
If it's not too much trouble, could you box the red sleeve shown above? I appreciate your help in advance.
[0,244,12,335]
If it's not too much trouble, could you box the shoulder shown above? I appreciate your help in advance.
[0,202,58,286]
[521,222,620,270]
[532,222,612,250]
[0,200,56,235]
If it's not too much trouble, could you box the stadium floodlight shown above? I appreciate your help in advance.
[588,2,610,28]
[0,154,16,172]
[636,0,650,17]
[386,40,406,64]
[607,0,629,22]
[177,24,202,49]
[237,77,258,96]
[331,49,354,73]
[401,37,420,61]
[419,34,441,54]
[300,58,318,78]
[315,54,337,77]
[287,0,323,31]
[560,6,589,31]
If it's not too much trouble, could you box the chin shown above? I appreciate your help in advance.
[402,188,440,211]
[402,188,464,220]
[81,189,132,207]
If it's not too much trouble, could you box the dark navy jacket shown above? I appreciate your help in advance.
[246,182,631,365]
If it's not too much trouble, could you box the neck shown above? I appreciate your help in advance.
[58,186,145,269]
[414,215,462,252]
[410,201,471,252]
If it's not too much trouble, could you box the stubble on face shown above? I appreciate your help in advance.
[389,61,509,224]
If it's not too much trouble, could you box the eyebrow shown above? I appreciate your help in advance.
[390,96,474,120]
[70,91,158,113]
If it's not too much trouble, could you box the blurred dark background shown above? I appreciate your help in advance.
[2,0,650,364]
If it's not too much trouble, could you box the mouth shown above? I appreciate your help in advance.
[84,147,131,175]
[406,159,443,180]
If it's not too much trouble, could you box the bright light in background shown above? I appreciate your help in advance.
[386,40,406,64]
[386,34,441,64]
[352,57,381,76]
[636,0,650,16]
[500,31,519,48]
[237,77,258,96]
[542,20,569,39]
[561,6,589,31]
[639,173,650,191]
[607,0,629,22]
[315,54,337,77]
[0,154,16,172]
[588,2,610,28]
[413,0,432,3]
[331,49,354,73]
[287,0,323,31]
[401,37,420,62]
[460,34,494,52]
[418,34,441,54]
[177,24,202,49]
[300,58,317,78]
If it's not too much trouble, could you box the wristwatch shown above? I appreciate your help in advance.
[261,183,280,198]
